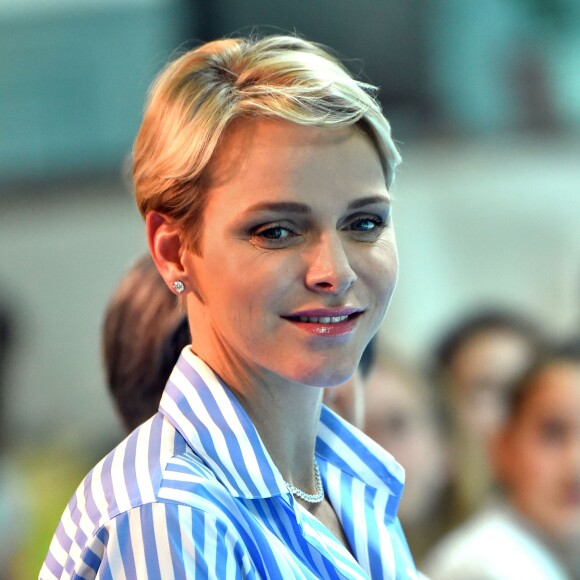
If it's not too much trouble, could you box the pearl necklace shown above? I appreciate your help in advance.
[284,459,324,504]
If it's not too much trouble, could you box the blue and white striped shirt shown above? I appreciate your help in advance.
[41,348,418,579]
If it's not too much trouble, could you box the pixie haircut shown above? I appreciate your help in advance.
[133,35,401,252]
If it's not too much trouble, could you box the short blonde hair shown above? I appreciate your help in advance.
[133,35,401,251]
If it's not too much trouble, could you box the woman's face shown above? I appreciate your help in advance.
[182,119,398,388]
[495,361,580,540]
[449,329,535,440]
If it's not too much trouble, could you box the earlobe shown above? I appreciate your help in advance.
[146,211,189,294]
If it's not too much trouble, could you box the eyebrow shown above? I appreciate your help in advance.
[244,201,311,215]
[346,195,391,210]
[244,195,390,216]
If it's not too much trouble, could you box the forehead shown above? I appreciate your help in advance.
[366,367,423,414]
[204,118,387,207]
[459,329,531,361]
[520,362,580,417]
[452,329,534,383]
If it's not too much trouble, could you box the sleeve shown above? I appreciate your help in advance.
[91,502,257,579]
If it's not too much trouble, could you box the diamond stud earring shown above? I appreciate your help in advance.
[173,280,185,294]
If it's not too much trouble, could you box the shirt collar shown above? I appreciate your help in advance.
[316,405,405,519]
[160,348,405,513]
[159,347,287,499]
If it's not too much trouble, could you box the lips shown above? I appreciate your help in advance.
[281,307,363,336]
[289,314,350,324]
[283,307,362,321]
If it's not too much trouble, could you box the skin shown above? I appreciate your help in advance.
[148,118,398,547]
[445,329,537,514]
[492,361,580,541]
[323,371,366,429]
[448,329,535,440]
[364,364,448,525]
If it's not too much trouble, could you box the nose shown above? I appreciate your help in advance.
[305,232,357,294]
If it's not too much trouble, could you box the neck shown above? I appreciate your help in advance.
[189,342,324,492]
[236,371,324,488]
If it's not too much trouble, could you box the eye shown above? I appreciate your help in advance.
[385,413,412,439]
[538,418,569,445]
[256,226,294,240]
[249,222,299,248]
[351,217,383,232]
[343,213,388,241]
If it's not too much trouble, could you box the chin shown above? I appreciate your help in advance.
[559,514,580,541]
[271,349,359,387]
[294,366,355,388]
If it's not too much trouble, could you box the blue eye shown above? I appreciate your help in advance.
[351,217,382,231]
[343,214,388,242]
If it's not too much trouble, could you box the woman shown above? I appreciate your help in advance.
[364,355,451,566]
[424,339,580,579]
[430,308,543,525]
[41,35,417,578]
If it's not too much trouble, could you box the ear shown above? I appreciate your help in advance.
[146,211,190,295]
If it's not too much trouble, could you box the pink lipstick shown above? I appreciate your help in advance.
[281,307,363,336]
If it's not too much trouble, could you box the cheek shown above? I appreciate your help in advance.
[224,263,292,341]
[193,255,259,333]
[509,440,561,503]
[513,445,578,537]
[512,441,546,479]
[395,438,419,470]
[359,242,399,299]
[206,250,281,303]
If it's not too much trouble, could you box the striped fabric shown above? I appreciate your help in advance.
[41,348,419,579]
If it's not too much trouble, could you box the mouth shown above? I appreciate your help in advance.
[281,309,363,336]
[284,312,361,324]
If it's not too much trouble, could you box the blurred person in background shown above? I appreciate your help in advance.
[431,308,544,522]
[364,354,451,566]
[0,301,13,448]
[42,35,419,578]
[424,339,580,579]
[103,253,190,432]
[0,298,29,578]
[3,291,109,578]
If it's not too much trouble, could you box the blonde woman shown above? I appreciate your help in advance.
[42,35,418,579]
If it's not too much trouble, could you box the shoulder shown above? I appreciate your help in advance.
[42,414,255,579]
[42,501,256,579]
[423,506,568,580]
[52,414,197,545]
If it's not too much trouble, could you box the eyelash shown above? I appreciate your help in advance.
[347,215,386,232]
[342,214,389,242]
[250,223,298,240]
[249,223,298,245]
[248,213,388,248]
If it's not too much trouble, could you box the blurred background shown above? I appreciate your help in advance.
[1,0,579,576]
